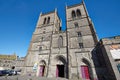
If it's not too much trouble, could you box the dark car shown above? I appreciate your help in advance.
[0,70,3,76]
[0,70,7,76]
[0,70,13,76]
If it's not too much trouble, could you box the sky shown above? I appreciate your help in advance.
[0,0,120,57]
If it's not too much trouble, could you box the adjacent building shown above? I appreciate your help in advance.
[0,53,25,72]
[95,36,120,80]
[0,53,17,69]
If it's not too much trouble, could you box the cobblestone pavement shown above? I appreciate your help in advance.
[0,76,68,80]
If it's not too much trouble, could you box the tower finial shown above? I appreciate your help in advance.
[40,12,42,16]
[60,19,62,27]
[82,0,89,17]
[55,8,57,13]
[82,0,85,4]
[65,3,67,7]
[65,2,67,9]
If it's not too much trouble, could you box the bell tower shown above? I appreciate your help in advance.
[25,9,61,76]
[66,1,98,79]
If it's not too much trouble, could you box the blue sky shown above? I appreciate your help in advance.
[0,0,120,57]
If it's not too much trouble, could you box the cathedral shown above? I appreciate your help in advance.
[24,1,98,80]
[24,1,120,80]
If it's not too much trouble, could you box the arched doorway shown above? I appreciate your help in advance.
[81,58,93,80]
[55,55,66,78]
[39,60,46,77]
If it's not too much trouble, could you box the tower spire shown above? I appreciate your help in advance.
[82,0,89,17]
[65,2,67,8]
[55,8,57,13]
[40,12,42,16]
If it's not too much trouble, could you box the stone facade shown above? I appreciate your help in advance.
[24,2,99,80]
[0,1,119,80]
[0,54,16,69]
[0,54,25,72]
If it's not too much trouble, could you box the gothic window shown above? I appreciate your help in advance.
[59,27,62,31]
[58,36,63,48]
[72,10,76,18]
[6,64,9,67]
[3,64,5,67]
[117,64,120,73]
[47,17,50,24]
[77,32,82,37]
[79,43,83,48]
[41,37,43,41]
[39,47,42,51]
[76,9,81,17]
[74,22,79,28]
[43,18,46,24]
[43,31,45,34]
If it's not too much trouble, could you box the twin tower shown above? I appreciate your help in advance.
[25,1,98,80]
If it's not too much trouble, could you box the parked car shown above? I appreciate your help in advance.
[4,70,13,76]
[0,70,16,76]
[0,70,12,76]
[0,70,3,76]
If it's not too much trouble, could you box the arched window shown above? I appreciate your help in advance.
[79,43,83,48]
[77,32,82,37]
[47,17,50,24]
[71,10,76,18]
[76,9,81,17]
[74,22,79,28]
[39,46,42,51]
[43,18,46,24]
[117,64,120,73]
[59,27,62,31]
[58,36,63,48]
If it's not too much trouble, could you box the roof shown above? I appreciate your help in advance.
[67,2,83,9]
[101,35,120,40]
[41,10,55,16]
